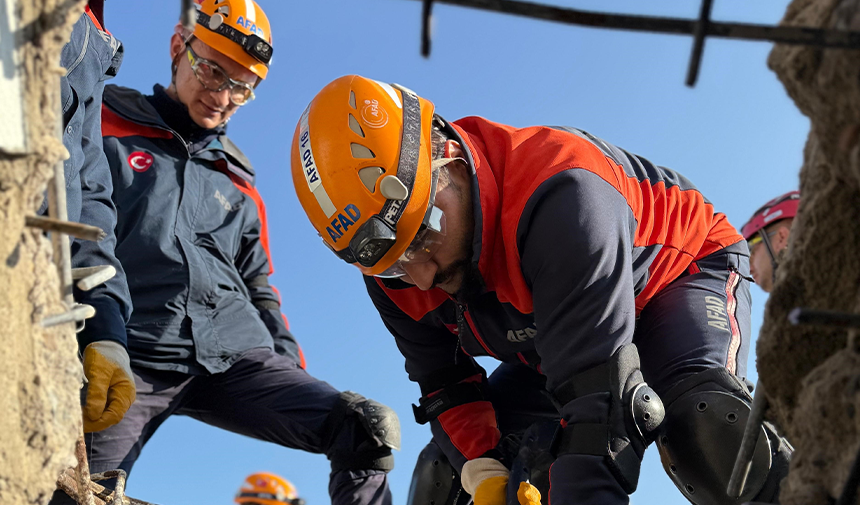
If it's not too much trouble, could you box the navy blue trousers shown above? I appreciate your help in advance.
[487,248,753,504]
[52,347,391,505]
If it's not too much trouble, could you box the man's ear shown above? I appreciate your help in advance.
[444,140,464,159]
[169,33,185,61]
[775,223,792,251]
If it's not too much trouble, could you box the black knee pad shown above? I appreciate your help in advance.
[656,368,792,505]
[323,391,400,472]
[552,344,665,494]
[407,441,470,505]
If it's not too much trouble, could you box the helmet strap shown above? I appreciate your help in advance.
[758,228,779,281]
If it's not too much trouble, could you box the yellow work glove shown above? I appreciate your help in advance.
[462,458,543,505]
[82,341,136,433]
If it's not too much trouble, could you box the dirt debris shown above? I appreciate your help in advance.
[0,1,87,505]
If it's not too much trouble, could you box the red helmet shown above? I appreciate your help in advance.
[741,190,800,240]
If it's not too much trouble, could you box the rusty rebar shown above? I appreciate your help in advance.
[74,434,96,505]
[91,469,127,505]
[26,215,106,242]
[727,382,768,499]
[404,0,860,48]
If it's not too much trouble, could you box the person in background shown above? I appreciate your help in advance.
[235,473,305,505]
[741,190,800,292]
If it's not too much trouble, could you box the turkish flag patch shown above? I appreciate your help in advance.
[127,151,154,172]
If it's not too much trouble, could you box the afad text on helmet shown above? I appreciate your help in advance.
[327,204,362,242]
[299,131,320,189]
[235,16,265,38]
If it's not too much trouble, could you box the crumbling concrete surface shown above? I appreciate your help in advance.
[0,1,86,504]
[761,0,860,503]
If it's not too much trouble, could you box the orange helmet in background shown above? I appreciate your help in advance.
[291,75,441,277]
[192,0,273,79]
[235,472,304,505]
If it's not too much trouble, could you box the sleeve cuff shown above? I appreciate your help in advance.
[75,296,128,353]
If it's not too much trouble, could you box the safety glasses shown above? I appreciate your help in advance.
[375,204,446,278]
[185,44,255,106]
[747,229,778,250]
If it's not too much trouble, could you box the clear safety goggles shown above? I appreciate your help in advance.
[185,43,256,106]
[328,159,451,276]
[375,205,446,278]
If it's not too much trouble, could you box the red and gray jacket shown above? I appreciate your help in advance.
[101,84,303,374]
[365,117,743,471]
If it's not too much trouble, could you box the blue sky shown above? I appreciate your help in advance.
[102,1,807,504]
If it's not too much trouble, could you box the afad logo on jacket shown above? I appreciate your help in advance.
[128,151,154,172]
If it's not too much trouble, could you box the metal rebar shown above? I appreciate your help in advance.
[41,304,95,327]
[74,434,96,505]
[180,0,195,33]
[71,266,110,280]
[73,265,116,291]
[405,0,860,49]
[421,0,433,57]
[26,215,106,241]
[685,0,713,87]
[46,166,74,306]
[788,307,860,329]
[727,382,768,499]
[91,469,127,505]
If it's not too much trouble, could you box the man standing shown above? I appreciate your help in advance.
[291,75,791,505]
[52,6,397,505]
[741,191,800,292]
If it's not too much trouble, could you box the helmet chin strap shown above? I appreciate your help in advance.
[758,229,779,285]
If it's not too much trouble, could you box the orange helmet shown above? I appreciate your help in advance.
[235,472,303,505]
[291,75,445,277]
[191,0,273,79]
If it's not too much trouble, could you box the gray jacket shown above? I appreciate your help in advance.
[54,10,131,350]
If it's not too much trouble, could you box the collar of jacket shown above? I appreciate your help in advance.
[447,119,502,295]
[103,84,256,184]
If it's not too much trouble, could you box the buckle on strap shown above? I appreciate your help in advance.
[412,382,485,425]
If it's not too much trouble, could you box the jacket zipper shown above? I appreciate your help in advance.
[457,303,497,358]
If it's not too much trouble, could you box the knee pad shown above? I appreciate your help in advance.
[407,441,470,505]
[323,391,401,472]
[552,344,665,494]
[656,368,792,505]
